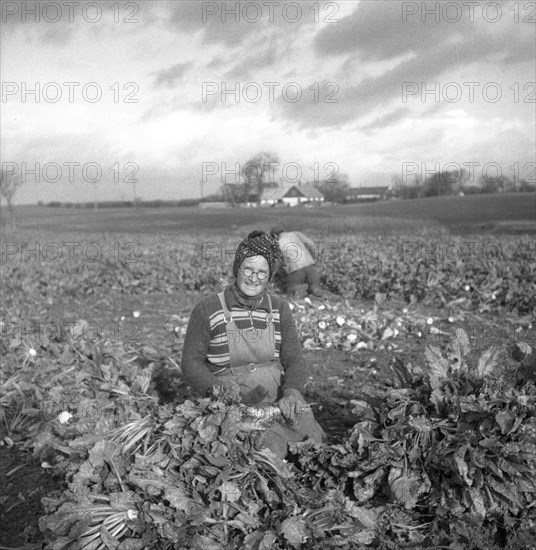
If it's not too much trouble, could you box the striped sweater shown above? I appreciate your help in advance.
[181,286,309,396]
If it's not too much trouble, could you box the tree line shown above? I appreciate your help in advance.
[391,169,535,200]
[1,155,534,227]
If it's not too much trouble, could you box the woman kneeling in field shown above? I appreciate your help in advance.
[181,230,325,458]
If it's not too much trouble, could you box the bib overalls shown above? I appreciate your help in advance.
[214,292,325,457]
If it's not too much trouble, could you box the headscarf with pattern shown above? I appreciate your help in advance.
[233,230,281,279]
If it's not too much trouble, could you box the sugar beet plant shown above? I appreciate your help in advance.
[33,328,535,549]
[3,310,535,548]
[344,329,536,531]
[2,233,534,316]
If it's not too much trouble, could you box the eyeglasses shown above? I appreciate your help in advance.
[241,267,269,281]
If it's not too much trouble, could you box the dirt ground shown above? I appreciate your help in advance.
[0,445,64,547]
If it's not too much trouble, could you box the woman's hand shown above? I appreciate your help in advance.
[278,388,307,424]
[220,380,241,395]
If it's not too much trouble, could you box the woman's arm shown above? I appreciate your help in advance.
[180,300,220,396]
[278,300,310,393]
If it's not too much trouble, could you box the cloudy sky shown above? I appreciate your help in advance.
[1,0,534,204]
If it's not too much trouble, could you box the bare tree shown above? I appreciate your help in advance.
[222,183,240,207]
[390,173,423,199]
[314,172,350,202]
[0,166,22,228]
[241,152,280,203]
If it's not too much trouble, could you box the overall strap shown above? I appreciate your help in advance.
[217,292,232,324]
[266,294,274,323]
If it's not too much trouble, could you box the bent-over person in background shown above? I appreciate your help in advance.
[270,225,324,298]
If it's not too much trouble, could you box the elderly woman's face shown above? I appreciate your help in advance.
[237,255,269,297]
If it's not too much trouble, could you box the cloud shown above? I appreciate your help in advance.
[11,132,123,163]
[314,2,443,60]
[0,1,135,45]
[152,62,191,88]
[270,82,357,129]
[314,1,530,63]
[138,100,182,122]
[272,1,534,129]
[206,55,227,70]
[361,108,410,130]
[0,7,76,45]
[223,39,278,80]
[39,25,75,45]
[166,0,315,46]
[168,1,257,46]
[168,2,206,31]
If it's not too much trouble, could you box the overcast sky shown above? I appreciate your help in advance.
[1,0,535,204]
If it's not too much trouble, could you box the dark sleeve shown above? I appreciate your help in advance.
[180,299,220,396]
[278,301,310,393]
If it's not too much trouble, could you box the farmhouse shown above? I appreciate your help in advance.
[344,186,390,202]
[260,184,324,207]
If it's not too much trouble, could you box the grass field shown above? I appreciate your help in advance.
[4,192,535,237]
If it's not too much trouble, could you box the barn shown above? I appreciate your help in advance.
[344,186,390,202]
[260,184,325,207]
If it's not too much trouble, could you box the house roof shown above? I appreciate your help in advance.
[346,186,389,197]
[261,184,324,201]
[284,184,324,199]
